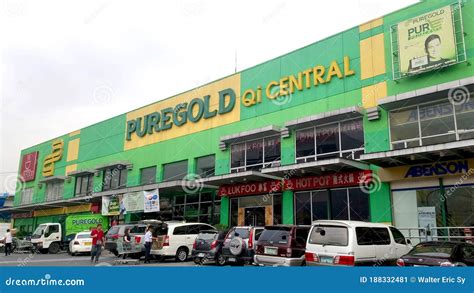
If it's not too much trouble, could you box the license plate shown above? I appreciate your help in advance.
[84,242,92,246]
[264,247,278,255]
[197,253,205,257]
[320,256,333,264]
[228,257,236,262]
[414,265,427,267]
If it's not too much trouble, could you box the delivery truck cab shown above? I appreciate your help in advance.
[31,223,63,253]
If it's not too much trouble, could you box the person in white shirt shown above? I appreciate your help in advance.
[2,229,13,256]
[144,226,153,264]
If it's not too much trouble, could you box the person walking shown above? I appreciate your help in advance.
[122,228,132,259]
[144,225,153,264]
[2,229,13,256]
[90,224,105,263]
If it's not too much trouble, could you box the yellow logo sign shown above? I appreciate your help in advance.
[42,139,64,177]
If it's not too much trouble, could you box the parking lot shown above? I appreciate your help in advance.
[0,251,197,267]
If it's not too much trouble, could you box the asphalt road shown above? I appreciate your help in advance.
[0,251,198,267]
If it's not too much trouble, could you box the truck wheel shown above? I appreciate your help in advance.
[216,254,226,266]
[48,243,60,254]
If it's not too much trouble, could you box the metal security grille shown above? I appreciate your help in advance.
[390,1,467,80]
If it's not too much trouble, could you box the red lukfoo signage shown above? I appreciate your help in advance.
[284,170,372,191]
[218,180,282,197]
[217,170,373,197]
[20,151,39,182]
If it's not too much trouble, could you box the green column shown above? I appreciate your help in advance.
[282,190,294,224]
[369,182,392,223]
[220,197,230,227]
[281,131,295,166]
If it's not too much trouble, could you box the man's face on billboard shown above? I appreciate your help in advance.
[427,38,442,59]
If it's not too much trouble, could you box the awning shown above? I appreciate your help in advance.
[95,161,133,171]
[0,195,102,213]
[39,175,67,184]
[378,77,474,110]
[284,106,363,131]
[261,158,370,177]
[360,139,474,167]
[67,169,96,177]
[200,171,282,186]
[219,125,281,150]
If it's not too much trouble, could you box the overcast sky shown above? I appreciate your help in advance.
[0,0,418,194]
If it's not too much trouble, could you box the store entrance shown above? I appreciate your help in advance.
[244,207,266,227]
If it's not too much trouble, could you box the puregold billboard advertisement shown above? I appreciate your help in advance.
[397,5,457,76]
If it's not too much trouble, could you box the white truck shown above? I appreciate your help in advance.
[30,214,108,254]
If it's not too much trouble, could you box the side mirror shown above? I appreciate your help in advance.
[234,233,240,237]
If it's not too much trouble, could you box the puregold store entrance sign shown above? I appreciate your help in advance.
[124,74,241,150]
[241,56,355,107]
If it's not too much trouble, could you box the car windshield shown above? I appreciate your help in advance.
[258,229,290,244]
[32,225,46,238]
[198,231,218,240]
[409,243,456,257]
[77,234,91,239]
[309,225,348,246]
[229,228,250,239]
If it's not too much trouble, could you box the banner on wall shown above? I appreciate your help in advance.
[101,195,122,216]
[143,189,160,213]
[124,191,145,213]
[417,206,438,240]
[397,5,457,76]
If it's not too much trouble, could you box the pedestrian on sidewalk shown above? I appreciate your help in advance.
[1,229,13,256]
[90,224,105,263]
[144,225,153,264]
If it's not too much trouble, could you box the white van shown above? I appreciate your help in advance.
[150,222,216,262]
[305,220,412,266]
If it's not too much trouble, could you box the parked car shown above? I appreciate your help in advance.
[105,223,147,256]
[255,225,310,266]
[68,231,93,256]
[191,229,228,265]
[221,226,264,265]
[305,220,412,266]
[397,241,474,266]
[150,221,216,262]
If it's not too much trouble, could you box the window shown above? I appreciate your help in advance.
[295,228,310,247]
[102,165,128,191]
[389,98,474,149]
[230,136,280,172]
[163,160,187,181]
[196,155,215,178]
[45,182,64,201]
[186,225,200,235]
[309,225,348,246]
[173,226,187,235]
[372,228,391,245]
[20,188,33,205]
[75,174,93,196]
[140,166,156,185]
[390,227,406,244]
[295,119,364,163]
[356,227,373,245]
[172,192,220,224]
[295,188,369,225]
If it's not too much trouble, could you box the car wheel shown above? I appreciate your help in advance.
[48,243,60,254]
[175,247,188,262]
[229,237,244,256]
[193,257,202,265]
[216,254,226,266]
[112,250,119,257]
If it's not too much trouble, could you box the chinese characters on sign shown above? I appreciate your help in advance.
[20,151,39,182]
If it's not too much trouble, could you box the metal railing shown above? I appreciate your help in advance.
[398,226,474,244]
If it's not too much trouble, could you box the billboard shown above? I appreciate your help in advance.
[101,195,121,216]
[397,5,457,76]
[20,152,39,182]
[144,189,160,213]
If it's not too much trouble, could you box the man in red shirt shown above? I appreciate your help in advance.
[90,224,105,263]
